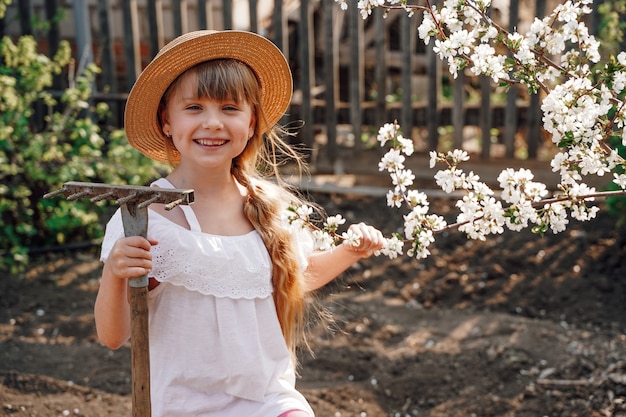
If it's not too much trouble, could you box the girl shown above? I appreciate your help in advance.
[94,30,384,417]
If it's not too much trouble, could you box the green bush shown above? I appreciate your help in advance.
[0,35,165,273]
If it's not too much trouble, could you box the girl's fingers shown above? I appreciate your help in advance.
[108,236,154,279]
[348,223,385,257]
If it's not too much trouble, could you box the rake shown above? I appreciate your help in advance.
[45,181,194,417]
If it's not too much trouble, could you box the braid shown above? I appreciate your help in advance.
[237,170,308,362]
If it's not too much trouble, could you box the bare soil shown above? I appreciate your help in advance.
[2,185,626,417]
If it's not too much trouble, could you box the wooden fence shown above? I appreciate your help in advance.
[0,0,606,170]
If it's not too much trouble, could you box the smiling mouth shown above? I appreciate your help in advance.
[195,139,227,146]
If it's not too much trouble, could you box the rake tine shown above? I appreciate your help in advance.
[67,189,92,201]
[43,188,66,199]
[116,192,139,205]
[164,198,184,211]
[90,191,116,203]
[137,195,160,209]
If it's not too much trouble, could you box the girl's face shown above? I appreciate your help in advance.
[161,72,256,170]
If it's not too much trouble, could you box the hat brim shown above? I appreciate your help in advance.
[124,30,293,164]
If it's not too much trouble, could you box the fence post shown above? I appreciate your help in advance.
[72,0,94,75]
[348,2,363,149]
[374,8,387,129]
[527,0,546,159]
[96,0,120,125]
[146,0,162,58]
[46,0,63,91]
[173,0,183,36]
[223,0,232,29]
[97,0,117,91]
[480,75,492,158]
[400,11,413,141]
[45,0,60,58]
[426,2,439,151]
[272,0,284,52]
[452,70,464,150]
[298,0,314,152]
[503,0,519,158]
[121,0,141,85]
[249,0,258,33]
[18,0,32,36]
[323,0,338,170]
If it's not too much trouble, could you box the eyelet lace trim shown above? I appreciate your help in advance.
[150,228,273,299]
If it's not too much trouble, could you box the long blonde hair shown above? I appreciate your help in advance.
[161,59,312,360]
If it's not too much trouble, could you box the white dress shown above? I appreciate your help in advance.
[100,178,315,417]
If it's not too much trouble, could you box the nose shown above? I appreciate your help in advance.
[201,108,224,129]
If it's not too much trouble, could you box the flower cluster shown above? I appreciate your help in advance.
[283,203,405,259]
[295,0,626,260]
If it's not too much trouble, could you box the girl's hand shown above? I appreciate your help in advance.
[105,236,158,280]
[343,222,385,258]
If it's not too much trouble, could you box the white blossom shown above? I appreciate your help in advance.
[377,122,398,146]
[342,228,362,247]
[397,136,415,156]
[391,169,415,192]
[614,173,626,189]
[378,149,405,172]
[312,230,336,251]
[324,214,346,232]
[376,236,404,258]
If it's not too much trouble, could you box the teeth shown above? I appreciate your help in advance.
[196,139,226,146]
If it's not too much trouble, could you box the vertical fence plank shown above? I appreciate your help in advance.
[73,0,94,73]
[45,0,60,57]
[479,6,493,159]
[271,1,288,125]
[349,2,363,149]
[223,0,232,30]
[480,75,492,158]
[180,0,189,34]
[374,9,386,128]
[272,0,284,52]
[298,0,314,151]
[147,0,160,58]
[401,12,413,141]
[272,0,282,50]
[504,0,519,158]
[249,0,258,33]
[18,0,32,36]
[96,0,117,91]
[46,0,63,90]
[323,0,338,167]
[97,0,119,125]
[527,0,545,159]
[197,0,208,29]
[173,0,183,36]
[452,71,464,150]
[426,5,439,151]
[121,0,141,85]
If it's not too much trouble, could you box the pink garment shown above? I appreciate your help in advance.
[278,410,311,417]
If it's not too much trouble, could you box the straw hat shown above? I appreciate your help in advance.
[124,30,293,163]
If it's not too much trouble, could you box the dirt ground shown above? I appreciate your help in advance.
[1,179,626,417]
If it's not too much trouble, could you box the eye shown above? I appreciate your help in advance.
[222,103,240,111]
[185,104,202,111]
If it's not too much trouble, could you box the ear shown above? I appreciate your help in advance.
[161,109,171,137]
[248,114,256,140]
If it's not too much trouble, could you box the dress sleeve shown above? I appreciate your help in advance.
[99,209,125,262]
